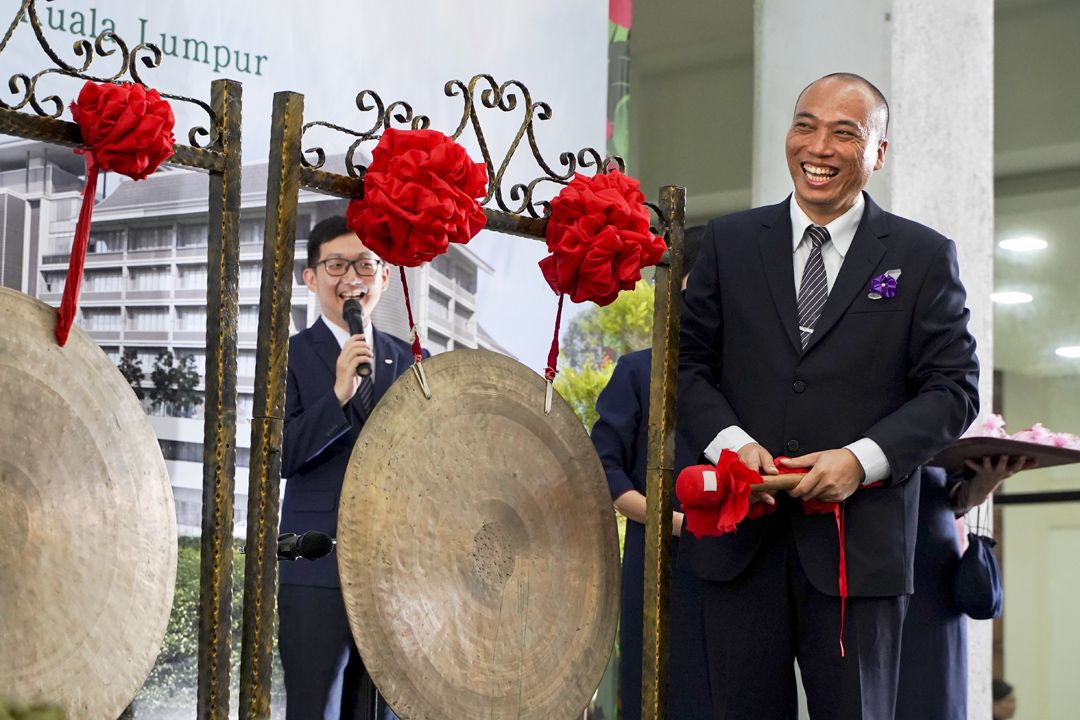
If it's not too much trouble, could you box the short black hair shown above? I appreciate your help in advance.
[306,215,352,268]
[992,678,1014,702]
[683,225,705,279]
[798,72,890,138]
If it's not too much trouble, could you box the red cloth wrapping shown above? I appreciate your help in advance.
[346,128,488,268]
[676,449,767,537]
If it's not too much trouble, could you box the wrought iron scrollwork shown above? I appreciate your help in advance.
[645,201,671,239]
[300,90,430,176]
[444,74,626,218]
[301,75,627,218]
[0,0,219,149]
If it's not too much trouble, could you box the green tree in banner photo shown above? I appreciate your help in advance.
[117,348,147,400]
[555,279,654,430]
[149,350,203,418]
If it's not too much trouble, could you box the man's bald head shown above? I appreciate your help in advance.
[796,73,890,139]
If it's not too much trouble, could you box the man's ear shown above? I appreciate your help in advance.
[302,266,318,292]
[874,138,889,172]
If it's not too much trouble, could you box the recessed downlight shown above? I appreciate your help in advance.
[990,291,1033,304]
[998,237,1048,252]
[1055,346,1080,359]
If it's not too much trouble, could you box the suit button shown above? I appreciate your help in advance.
[786,440,800,453]
[792,380,806,393]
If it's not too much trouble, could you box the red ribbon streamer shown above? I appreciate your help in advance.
[776,458,851,656]
[834,503,847,657]
[545,293,565,382]
[55,151,100,346]
[398,266,424,363]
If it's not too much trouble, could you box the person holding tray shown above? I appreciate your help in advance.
[896,454,1034,720]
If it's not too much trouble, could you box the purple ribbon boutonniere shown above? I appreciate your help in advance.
[868,269,901,300]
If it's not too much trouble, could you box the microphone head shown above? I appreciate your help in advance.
[297,531,335,560]
[342,297,364,320]
[342,298,366,338]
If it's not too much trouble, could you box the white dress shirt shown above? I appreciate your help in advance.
[703,195,892,485]
[323,314,376,381]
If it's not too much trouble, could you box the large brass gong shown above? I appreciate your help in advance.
[337,349,620,720]
[0,288,176,719]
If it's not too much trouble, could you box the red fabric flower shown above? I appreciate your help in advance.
[346,128,488,267]
[539,170,665,306]
[676,449,767,537]
[56,81,174,346]
[71,81,175,180]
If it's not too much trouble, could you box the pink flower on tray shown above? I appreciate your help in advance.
[1011,423,1056,445]
[963,413,1009,439]
[961,414,1080,449]
[1051,432,1080,450]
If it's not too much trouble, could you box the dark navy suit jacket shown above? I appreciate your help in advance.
[279,317,417,588]
[678,193,979,598]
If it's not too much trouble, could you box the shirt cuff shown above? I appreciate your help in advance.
[846,437,892,485]
[703,425,758,464]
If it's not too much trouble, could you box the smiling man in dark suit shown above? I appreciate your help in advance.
[678,73,980,720]
[278,216,416,720]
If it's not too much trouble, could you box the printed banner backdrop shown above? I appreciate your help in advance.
[2,0,608,366]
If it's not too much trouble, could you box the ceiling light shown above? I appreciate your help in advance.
[998,236,1048,252]
[991,291,1033,304]
[1055,346,1080,359]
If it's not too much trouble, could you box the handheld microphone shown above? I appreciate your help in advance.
[276,531,336,561]
[342,298,373,377]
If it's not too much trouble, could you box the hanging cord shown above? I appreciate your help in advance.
[55,150,100,346]
[972,499,991,538]
[543,293,565,414]
[398,266,430,398]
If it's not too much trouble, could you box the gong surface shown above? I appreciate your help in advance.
[337,349,620,720]
[0,287,176,719]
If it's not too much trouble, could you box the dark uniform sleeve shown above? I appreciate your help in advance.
[591,354,645,501]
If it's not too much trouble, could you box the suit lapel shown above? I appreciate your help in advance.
[309,317,340,380]
[804,193,889,353]
[757,200,803,353]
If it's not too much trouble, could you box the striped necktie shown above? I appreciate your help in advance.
[355,373,375,416]
[797,224,830,350]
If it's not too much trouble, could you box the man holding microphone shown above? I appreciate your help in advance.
[278,216,418,720]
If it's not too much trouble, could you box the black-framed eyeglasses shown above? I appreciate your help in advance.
[317,257,383,277]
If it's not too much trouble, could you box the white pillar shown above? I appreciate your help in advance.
[753,2,995,718]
